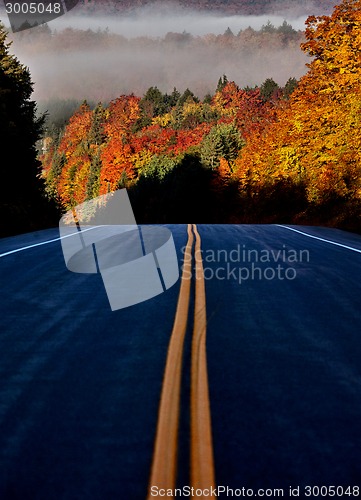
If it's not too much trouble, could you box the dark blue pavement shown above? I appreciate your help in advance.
[1,224,361,498]
[199,225,361,489]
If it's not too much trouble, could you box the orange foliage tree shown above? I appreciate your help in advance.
[55,102,93,208]
[99,96,140,194]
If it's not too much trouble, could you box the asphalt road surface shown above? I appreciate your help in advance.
[1,224,361,499]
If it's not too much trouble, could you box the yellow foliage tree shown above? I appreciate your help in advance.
[235,0,361,226]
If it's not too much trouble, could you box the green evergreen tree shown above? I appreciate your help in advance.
[283,77,298,99]
[86,152,102,200]
[201,130,224,170]
[224,27,234,37]
[201,122,244,170]
[216,74,228,93]
[139,155,177,181]
[0,23,56,236]
[177,88,199,107]
[261,20,276,34]
[45,137,65,202]
[277,20,296,36]
[117,170,129,190]
[166,87,181,108]
[260,77,279,101]
[141,86,167,117]
[88,102,105,146]
[86,103,105,200]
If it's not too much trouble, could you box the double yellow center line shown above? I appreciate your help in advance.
[147,224,216,498]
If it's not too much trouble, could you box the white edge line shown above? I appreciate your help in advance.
[276,225,361,254]
[0,226,103,258]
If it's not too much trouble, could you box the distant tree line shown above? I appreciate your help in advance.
[11,19,304,54]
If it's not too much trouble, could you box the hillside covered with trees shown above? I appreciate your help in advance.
[40,76,294,222]
[40,0,361,231]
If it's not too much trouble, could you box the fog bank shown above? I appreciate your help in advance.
[14,43,308,103]
[7,9,312,104]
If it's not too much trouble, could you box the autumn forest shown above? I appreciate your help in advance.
[1,0,361,235]
[38,0,361,231]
